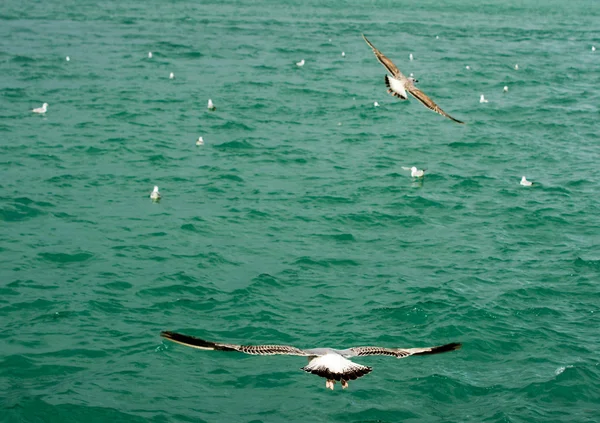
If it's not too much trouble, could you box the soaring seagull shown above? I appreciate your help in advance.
[362,34,464,124]
[160,331,461,390]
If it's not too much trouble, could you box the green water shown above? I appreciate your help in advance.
[1,0,599,421]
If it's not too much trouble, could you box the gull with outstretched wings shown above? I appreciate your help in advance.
[362,34,464,124]
[161,331,461,390]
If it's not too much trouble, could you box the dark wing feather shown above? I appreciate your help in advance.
[362,34,404,78]
[350,342,462,358]
[160,331,310,356]
[407,86,465,124]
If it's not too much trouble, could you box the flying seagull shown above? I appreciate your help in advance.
[160,331,461,390]
[362,34,464,124]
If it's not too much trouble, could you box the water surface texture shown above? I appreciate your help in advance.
[1,0,600,422]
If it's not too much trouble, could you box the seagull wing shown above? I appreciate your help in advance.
[362,34,405,79]
[348,342,461,358]
[407,86,465,124]
[161,331,311,356]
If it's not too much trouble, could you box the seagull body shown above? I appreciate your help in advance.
[503,86,508,93]
[196,136,204,146]
[401,166,426,178]
[409,53,414,61]
[465,65,470,70]
[148,52,153,58]
[66,56,70,61]
[160,331,461,390]
[150,186,161,201]
[374,101,379,107]
[342,51,345,57]
[296,59,305,67]
[520,176,533,186]
[514,64,519,70]
[593,46,596,52]
[362,34,464,124]
[207,99,216,111]
[32,103,48,114]
[480,94,488,103]
[169,72,174,79]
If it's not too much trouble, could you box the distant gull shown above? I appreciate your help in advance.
[402,166,426,178]
[514,64,519,70]
[169,72,174,79]
[341,51,345,57]
[196,136,204,146]
[150,186,161,201]
[480,94,488,103]
[207,99,216,111]
[32,103,48,114]
[66,56,70,61]
[362,34,464,124]
[374,101,379,107]
[436,35,439,39]
[465,65,470,70]
[148,52,153,58]
[592,46,596,52]
[160,331,461,390]
[296,59,305,67]
[409,53,414,61]
[520,176,533,186]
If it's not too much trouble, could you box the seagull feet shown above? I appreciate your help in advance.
[341,379,349,389]
[326,380,336,390]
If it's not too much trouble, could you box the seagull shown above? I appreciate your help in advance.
[342,51,345,57]
[160,331,461,390]
[207,99,216,111]
[592,46,596,52]
[480,94,488,103]
[409,53,414,61]
[296,59,305,67]
[150,186,161,201]
[169,72,174,79]
[465,65,470,70]
[520,176,533,186]
[402,166,426,178]
[503,86,508,93]
[514,64,519,70]
[32,103,48,113]
[148,52,153,58]
[66,56,70,61]
[374,101,379,107]
[196,136,204,146]
[362,34,464,124]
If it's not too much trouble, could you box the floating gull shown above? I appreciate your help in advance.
[342,51,345,57]
[32,103,48,114]
[150,186,161,201]
[296,59,305,67]
[169,72,174,79]
[160,331,461,390]
[520,176,533,186]
[592,46,596,52]
[503,86,508,93]
[148,52,153,58]
[207,99,216,111]
[362,34,464,124]
[409,53,414,61]
[402,166,426,178]
[374,101,379,107]
[196,136,204,146]
[480,94,488,103]
[465,65,470,70]
[66,56,70,61]
[514,64,519,70]
[436,35,439,39]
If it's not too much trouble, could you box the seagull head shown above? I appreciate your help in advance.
[153,186,159,193]
[43,103,48,108]
[411,166,417,172]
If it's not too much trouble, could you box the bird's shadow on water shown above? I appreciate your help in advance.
[411,179,424,188]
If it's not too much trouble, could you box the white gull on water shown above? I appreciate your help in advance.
[160,331,461,390]
[169,72,174,79]
[503,86,508,93]
[207,99,216,110]
[148,52,153,58]
[150,186,161,201]
[520,176,533,186]
[480,94,488,103]
[196,137,204,146]
[296,59,305,67]
[402,166,426,178]
[32,103,48,113]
